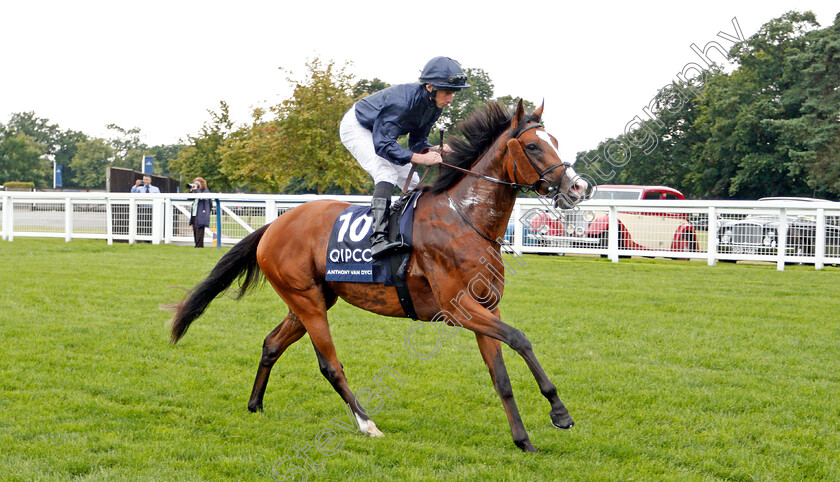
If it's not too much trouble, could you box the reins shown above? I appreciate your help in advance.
[398,120,573,246]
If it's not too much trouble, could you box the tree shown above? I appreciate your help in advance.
[221,59,367,194]
[495,95,536,115]
[69,138,113,189]
[106,124,146,170]
[574,10,838,199]
[147,144,184,176]
[169,102,235,191]
[0,132,48,185]
[353,78,390,98]
[692,11,821,198]
[4,112,60,153]
[439,67,495,134]
[53,129,89,188]
[769,12,840,197]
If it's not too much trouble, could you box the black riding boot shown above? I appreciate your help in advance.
[370,182,402,259]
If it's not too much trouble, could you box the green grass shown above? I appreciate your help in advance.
[1,238,838,481]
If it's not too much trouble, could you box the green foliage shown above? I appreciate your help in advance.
[0,131,48,186]
[169,101,235,192]
[106,124,146,171]
[221,59,367,194]
[69,138,114,189]
[2,239,839,480]
[575,10,840,200]
[54,129,89,188]
[2,180,35,189]
[353,77,390,98]
[4,111,60,153]
[440,67,495,134]
[495,95,536,115]
[147,143,183,176]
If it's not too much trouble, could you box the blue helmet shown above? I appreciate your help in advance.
[419,56,471,90]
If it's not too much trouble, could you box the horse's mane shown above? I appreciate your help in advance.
[426,101,539,194]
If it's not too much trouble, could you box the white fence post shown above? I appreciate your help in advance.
[106,196,113,246]
[164,197,174,244]
[152,198,164,245]
[815,208,826,271]
[513,201,523,253]
[128,198,137,244]
[64,197,73,242]
[6,196,13,242]
[1,194,9,241]
[608,205,619,263]
[707,206,717,266]
[777,207,787,271]
[265,199,277,225]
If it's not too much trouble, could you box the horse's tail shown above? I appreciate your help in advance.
[166,224,270,344]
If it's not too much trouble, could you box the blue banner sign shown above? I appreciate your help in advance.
[143,156,154,174]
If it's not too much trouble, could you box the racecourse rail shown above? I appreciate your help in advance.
[2,191,839,271]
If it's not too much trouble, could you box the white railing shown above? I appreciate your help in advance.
[2,192,839,271]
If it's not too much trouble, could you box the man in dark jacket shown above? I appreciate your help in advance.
[340,56,470,258]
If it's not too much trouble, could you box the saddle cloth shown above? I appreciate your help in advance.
[325,192,421,284]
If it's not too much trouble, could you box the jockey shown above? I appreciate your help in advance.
[340,56,470,258]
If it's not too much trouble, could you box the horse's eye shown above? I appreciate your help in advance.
[526,143,538,151]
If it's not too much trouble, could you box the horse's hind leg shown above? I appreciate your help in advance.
[311,343,383,437]
[247,311,307,413]
[475,332,536,452]
[280,288,383,437]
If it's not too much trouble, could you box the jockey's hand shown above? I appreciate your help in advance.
[429,144,453,156]
[411,151,442,166]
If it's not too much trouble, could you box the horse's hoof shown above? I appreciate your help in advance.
[359,419,384,437]
[247,403,263,413]
[515,440,538,452]
[551,413,574,429]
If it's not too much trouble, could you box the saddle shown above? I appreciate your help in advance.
[325,191,422,319]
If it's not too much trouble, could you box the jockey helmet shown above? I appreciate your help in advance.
[419,57,471,91]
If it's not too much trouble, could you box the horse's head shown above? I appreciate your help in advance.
[504,100,588,209]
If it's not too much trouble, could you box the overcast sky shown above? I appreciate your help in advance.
[1,1,836,162]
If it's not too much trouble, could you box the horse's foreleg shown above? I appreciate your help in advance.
[474,332,536,452]
[511,330,574,430]
[247,311,307,413]
[455,297,574,433]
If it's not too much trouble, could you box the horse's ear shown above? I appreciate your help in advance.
[533,100,545,121]
[510,99,525,129]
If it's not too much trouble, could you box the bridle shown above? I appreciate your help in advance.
[439,121,571,196]
[440,120,574,246]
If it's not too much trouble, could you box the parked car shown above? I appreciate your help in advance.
[525,185,699,252]
[718,197,840,256]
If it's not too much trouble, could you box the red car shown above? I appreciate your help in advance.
[527,185,698,251]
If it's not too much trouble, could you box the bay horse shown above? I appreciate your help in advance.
[167,100,588,452]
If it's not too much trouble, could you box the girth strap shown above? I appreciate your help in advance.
[386,207,418,320]
[390,252,417,320]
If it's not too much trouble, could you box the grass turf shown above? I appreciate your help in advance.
[0,238,838,480]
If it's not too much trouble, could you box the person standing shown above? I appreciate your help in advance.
[188,177,211,248]
[140,175,160,194]
[339,56,470,258]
